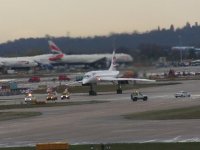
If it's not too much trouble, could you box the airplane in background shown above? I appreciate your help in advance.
[0,46,63,71]
[0,57,38,69]
[171,46,200,64]
[172,46,200,51]
[0,53,63,70]
[67,51,155,95]
[48,40,133,67]
[0,40,133,73]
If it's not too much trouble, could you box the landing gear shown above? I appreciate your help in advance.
[89,84,97,96]
[116,82,122,94]
[87,82,123,95]
[89,90,97,96]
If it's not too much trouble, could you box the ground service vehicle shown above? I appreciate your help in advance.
[61,88,70,100]
[46,93,58,101]
[24,93,37,103]
[175,91,191,98]
[131,91,148,101]
[28,76,40,82]
[61,93,70,100]
[58,75,70,81]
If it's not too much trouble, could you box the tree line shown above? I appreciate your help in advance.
[1,22,200,63]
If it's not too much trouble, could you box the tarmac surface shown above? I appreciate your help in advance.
[1,80,200,147]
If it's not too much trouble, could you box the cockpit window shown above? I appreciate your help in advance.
[84,75,91,78]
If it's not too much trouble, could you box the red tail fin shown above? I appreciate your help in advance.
[48,40,62,54]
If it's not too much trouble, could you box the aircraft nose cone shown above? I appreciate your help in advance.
[82,78,88,85]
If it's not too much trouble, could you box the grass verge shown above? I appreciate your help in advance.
[34,82,181,94]
[124,105,200,120]
[1,143,200,150]
[0,112,41,121]
[0,100,107,110]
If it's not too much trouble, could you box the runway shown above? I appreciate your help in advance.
[1,80,200,147]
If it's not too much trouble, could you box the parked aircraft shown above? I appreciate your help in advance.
[48,40,133,67]
[172,46,194,50]
[0,40,133,72]
[0,57,38,68]
[172,46,200,51]
[67,51,155,95]
[0,50,63,71]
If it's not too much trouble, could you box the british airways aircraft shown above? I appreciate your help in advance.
[0,40,133,72]
[0,47,63,70]
[67,51,155,95]
[48,40,133,66]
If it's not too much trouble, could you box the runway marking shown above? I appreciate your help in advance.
[191,94,200,98]
[142,140,157,143]
[162,136,182,142]
[0,141,35,148]
[2,137,200,147]
[151,95,171,98]
[142,137,200,143]
[180,138,200,142]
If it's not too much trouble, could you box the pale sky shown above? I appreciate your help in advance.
[0,0,200,43]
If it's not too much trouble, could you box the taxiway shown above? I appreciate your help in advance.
[0,80,200,147]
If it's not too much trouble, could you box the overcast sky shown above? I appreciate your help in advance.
[0,0,200,43]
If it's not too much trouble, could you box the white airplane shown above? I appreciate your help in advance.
[0,40,132,71]
[172,46,195,50]
[172,46,200,51]
[0,57,38,68]
[67,51,155,95]
[0,48,64,70]
[0,54,58,69]
[48,40,133,66]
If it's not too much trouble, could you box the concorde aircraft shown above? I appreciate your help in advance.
[67,51,155,95]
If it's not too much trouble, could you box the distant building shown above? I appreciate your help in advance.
[156,57,167,67]
[158,57,167,64]
[0,80,27,96]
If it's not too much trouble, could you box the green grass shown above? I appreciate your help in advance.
[124,105,200,120]
[1,143,200,150]
[34,82,181,94]
[0,100,107,110]
[0,112,41,121]
[0,148,34,150]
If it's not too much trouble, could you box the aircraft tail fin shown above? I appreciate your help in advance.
[48,40,62,54]
[108,51,117,71]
